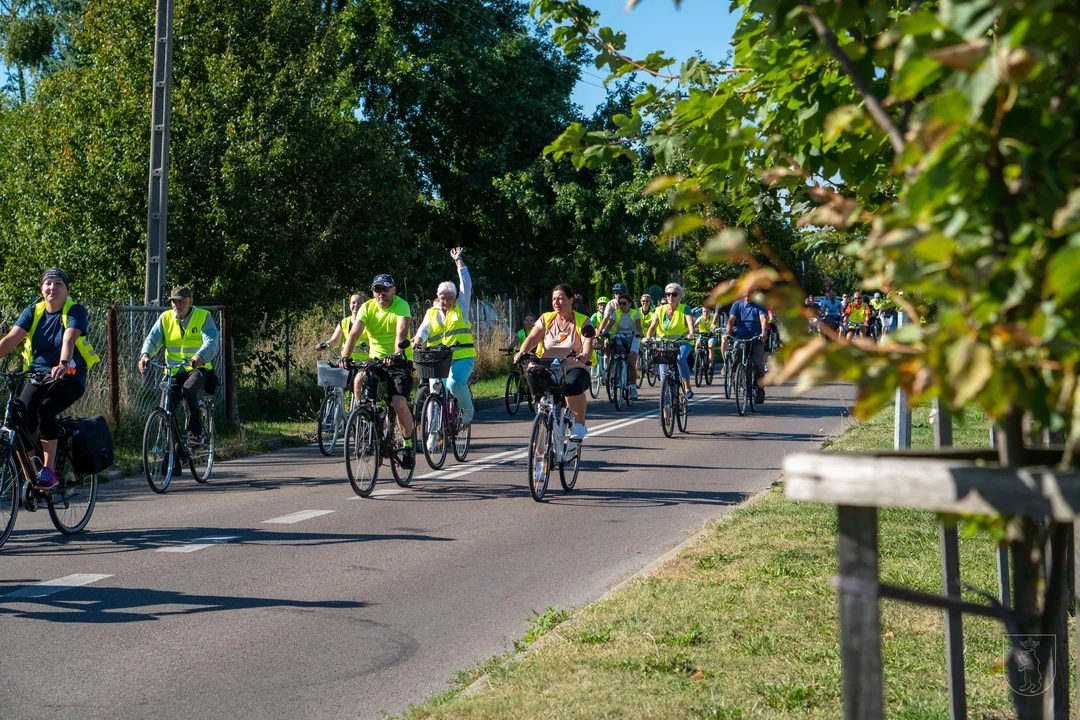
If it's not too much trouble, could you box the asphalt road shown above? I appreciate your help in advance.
[0,376,852,719]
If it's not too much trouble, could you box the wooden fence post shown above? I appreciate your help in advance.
[107,306,120,424]
[837,505,884,720]
[221,306,237,424]
[934,399,966,719]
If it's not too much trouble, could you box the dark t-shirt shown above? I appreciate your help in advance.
[729,299,765,339]
[15,301,90,385]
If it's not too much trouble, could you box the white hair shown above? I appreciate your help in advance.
[437,281,458,299]
[665,282,684,297]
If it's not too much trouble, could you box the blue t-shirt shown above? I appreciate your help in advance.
[15,301,90,385]
[729,299,765,339]
[818,298,843,318]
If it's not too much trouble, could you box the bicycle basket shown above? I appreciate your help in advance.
[525,359,560,396]
[414,346,454,380]
[610,334,633,355]
[317,360,349,389]
[653,347,680,365]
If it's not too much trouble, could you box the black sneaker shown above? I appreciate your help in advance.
[400,446,415,470]
[756,389,766,404]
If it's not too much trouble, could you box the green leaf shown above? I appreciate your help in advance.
[946,336,994,406]
[912,234,957,263]
[642,175,681,196]
[661,214,706,239]
[823,105,864,148]
[701,228,749,263]
[1052,188,1080,233]
[1045,246,1080,303]
[893,56,943,100]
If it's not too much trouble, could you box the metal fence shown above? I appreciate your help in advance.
[0,303,234,429]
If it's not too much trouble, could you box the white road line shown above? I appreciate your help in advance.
[370,488,410,497]
[4,574,112,599]
[261,510,335,524]
[157,536,240,553]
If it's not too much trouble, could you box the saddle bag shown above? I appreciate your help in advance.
[62,415,115,475]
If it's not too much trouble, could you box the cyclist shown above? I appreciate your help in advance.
[315,293,370,405]
[817,290,844,336]
[868,292,886,339]
[645,283,696,400]
[139,286,218,448]
[597,293,643,399]
[589,297,608,330]
[721,289,768,404]
[341,273,415,468]
[0,268,99,491]
[515,284,594,440]
[843,292,869,340]
[413,247,476,425]
[639,293,655,331]
[515,313,537,348]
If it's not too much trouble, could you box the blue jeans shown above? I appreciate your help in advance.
[429,357,474,412]
[659,343,691,383]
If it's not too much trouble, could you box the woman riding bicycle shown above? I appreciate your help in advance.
[515,284,594,440]
[645,283,696,400]
[0,268,99,490]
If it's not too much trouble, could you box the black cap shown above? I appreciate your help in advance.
[371,274,396,289]
[41,268,69,286]
[169,286,193,300]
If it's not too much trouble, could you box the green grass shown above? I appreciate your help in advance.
[392,402,1043,720]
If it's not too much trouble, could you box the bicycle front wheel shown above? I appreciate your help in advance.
[0,453,19,549]
[344,407,379,497]
[694,349,704,387]
[723,355,732,399]
[318,391,342,455]
[559,439,581,491]
[390,420,416,488]
[705,347,715,386]
[48,451,97,535]
[505,372,522,415]
[735,365,749,416]
[660,377,676,438]
[613,359,623,411]
[190,403,215,483]
[677,392,689,433]
[528,412,552,502]
[421,394,447,470]
[142,408,175,494]
[646,354,656,386]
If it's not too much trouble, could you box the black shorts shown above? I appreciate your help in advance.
[377,362,413,401]
[563,367,590,397]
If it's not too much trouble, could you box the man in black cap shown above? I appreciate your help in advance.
[342,274,415,468]
[139,287,219,446]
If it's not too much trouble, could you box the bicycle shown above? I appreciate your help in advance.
[637,339,657,387]
[415,345,473,470]
[0,368,99,548]
[314,343,364,456]
[604,333,637,410]
[522,354,583,502]
[342,347,416,497]
[142,359,216,493]
[654,341,689,438]
[501,347,534,415]
[588,335,607,399]
[727,337,760,416]
[693,332,715,387]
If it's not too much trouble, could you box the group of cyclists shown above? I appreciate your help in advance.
[811,289,895,341]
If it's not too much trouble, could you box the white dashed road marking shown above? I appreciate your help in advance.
[4,574,112,599]
[157,536,240,553]
[261,510,335,524]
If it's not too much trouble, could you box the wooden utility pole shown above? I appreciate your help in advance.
[145,0,176,306]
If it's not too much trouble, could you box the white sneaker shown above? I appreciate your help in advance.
[570,423,588,441]
[461,408,475,425]
[629,384,639,400]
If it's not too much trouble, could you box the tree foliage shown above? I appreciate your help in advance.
[533,0,1080,462]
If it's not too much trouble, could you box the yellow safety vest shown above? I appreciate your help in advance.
[847,303,868,324]
[612,307,640,331]
[656,303,691,339]
[424,303,476,361]
[161,308,213,375]
[697,313,711,333]
[22,299,100,371]
[640,310,653,330]
[538,311,590,359]
[340,317,370,361]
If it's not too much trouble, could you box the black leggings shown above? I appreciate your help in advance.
[20,376,85,441]
[562,367,590,397]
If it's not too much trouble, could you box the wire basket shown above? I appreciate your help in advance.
[652,347,681,365]
[317,361,349,389]
[414,346,454,380]
[610,334,634,355]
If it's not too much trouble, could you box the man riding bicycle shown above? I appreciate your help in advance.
[722,289,768,404]
[817,290,844,336]
[843,292,869,340]
[412,247,476,425]
[139,286,218,448]
[0,268,100,490]
[341,273,415,469]
[597,292,644,400]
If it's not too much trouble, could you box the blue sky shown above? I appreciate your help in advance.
[563,0,740,114]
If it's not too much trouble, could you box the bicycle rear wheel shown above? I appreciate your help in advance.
[421,394,447,470]
[660,377,676,438]
[612,359,623,410]
[723,354,732,399]
[694,348,704,387]
[528,412,552,502]
[523,376,535,414]
[589,359,601,398]
[705,348,715,386]
[48,451,97,535]
[0,453,19,549]
[735,365,749,416]
[452,403,471,462]
[504,372,522,415]
[344,408,379,497]
[559,439,581,491]
[646,353,656,386]
[677,392,689,433]
[390,420,416,488]
[142,408,175,494]
[749,369,758,412]
[190,402,215,483]
[317,391,342,455]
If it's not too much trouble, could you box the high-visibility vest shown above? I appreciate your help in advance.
[697,313,710,332]
[847,303,868,323]
[21,299,100,371]
[538,311,589,359]
[656,303,690,339]
[424,302,475,360]
[340,317,370,361]
[161,307,213,375]
[640,310,653,330]
[612,307,640,332]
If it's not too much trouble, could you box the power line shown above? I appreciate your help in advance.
[429,0,607,91]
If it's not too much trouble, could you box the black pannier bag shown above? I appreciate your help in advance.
[62,415,115,475]
[202,368,220,394]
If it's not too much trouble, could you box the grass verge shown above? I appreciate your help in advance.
[393,402,1047,720]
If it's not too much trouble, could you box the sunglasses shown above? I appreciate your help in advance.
[665,291,679,297]
[372,285,392,293]
[619,301,630,307]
